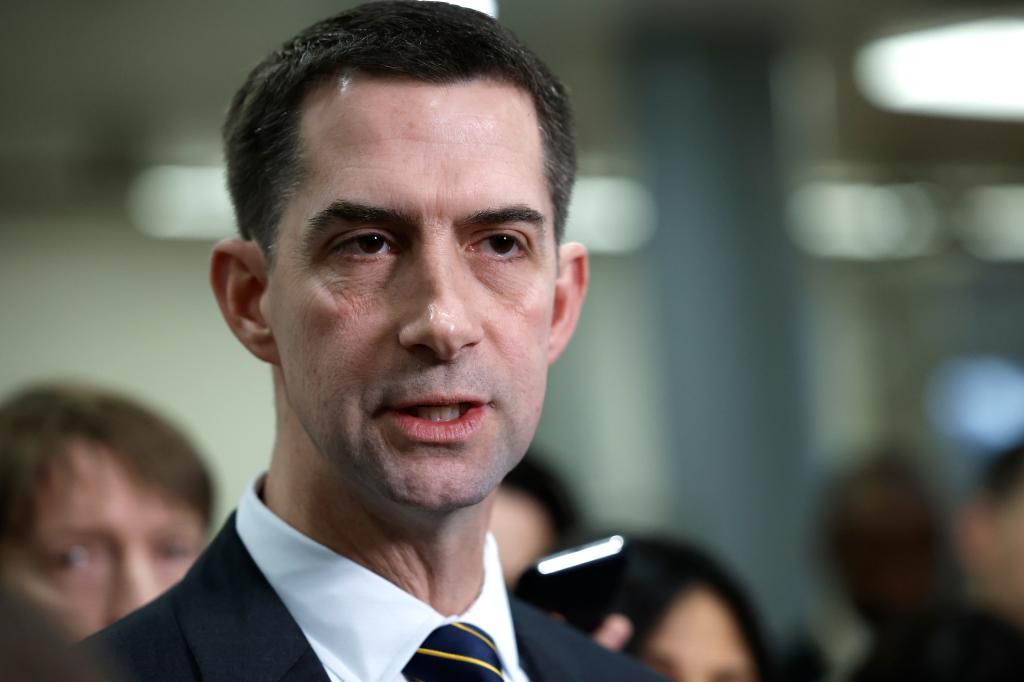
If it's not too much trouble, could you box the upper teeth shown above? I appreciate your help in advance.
[412,404,464,422]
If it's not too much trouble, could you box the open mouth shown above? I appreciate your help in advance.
[384,399,487,443]
[399,403,474,422]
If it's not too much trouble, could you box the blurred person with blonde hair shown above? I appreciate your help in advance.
[0,383,213,639]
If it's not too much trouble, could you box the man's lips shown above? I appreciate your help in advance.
[397,403,473,421]
[385,396,487,416]
[379,397,489,443]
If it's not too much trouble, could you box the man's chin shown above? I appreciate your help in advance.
[392,487,491,516]
[381,474,497,516]
[342,448,511,518]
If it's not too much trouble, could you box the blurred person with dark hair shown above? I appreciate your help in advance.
[785,452,944,682]
[491,456,635,652]
[0,384,213,639]
[956,440,1024,631]
[824,455,942,629]
[850,606,1024,682]
[490,451,579,587]
[0,586,117,681]
[87,2,661,681]
[615,537,774,682]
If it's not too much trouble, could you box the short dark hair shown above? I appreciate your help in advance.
[851,606,1024,682]
[978,441,1024,505]
[616,538,776,682]
[0,384,214,544]
[501,452,579,542]
[224,0,576,257]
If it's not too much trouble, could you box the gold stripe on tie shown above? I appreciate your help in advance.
[451,622,498,653]
[415,647,507,679]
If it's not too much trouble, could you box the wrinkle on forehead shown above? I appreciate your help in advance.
[304,72,541,153]
[280,72,552,239]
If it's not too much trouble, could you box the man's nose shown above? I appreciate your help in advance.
[107,554,163,625]
[397,254,483,361]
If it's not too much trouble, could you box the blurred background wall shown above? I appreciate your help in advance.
[3,0,1024,646]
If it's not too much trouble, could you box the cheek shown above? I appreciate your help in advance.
[277,284,386,372]
[154,558,193,588]
[486,272,554,344]
[490,300,551,396]
[474,262,541,299]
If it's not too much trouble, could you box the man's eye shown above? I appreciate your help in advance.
[54,545,91,571]
[480,234,523,258]
[336,233,393,256]
[156,542,194,561]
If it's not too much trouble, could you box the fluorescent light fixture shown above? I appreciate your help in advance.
[420,0,498,18]
[564,176,657,254]
[127,165,235,240]
[788,181,939,260]
[962,185,1024,260]
[855,18,1024,121]
[537,535,625,575]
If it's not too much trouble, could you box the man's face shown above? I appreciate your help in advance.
[641,588,757,682]
[960,490,1024,629]
[1,442,205,639]
[257,75,584,513]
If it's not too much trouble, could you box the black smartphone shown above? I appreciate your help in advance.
[513,535,628,634]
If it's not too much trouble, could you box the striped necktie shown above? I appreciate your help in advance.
[403,622,506,681]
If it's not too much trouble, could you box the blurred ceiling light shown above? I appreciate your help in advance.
[855,18,1024,121]
[962,185,1024,260]
[127,165,234,241]
[421,0,498,18]
[129,165,655,254]
[926,356,1024,452]
[788,181,939,260]
[564,176,657,254]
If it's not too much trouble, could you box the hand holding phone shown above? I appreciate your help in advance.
[514,535,628,634]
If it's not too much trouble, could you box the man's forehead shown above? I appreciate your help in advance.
[276,71,553,244]
[298,72,542,154]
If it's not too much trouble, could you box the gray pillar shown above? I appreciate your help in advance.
[632,35,814,639]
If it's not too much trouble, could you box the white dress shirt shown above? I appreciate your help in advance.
[236,474,531,682]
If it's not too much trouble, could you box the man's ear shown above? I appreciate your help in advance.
[548,241,589,364]
[210,239,280,365]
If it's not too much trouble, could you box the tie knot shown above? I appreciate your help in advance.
[403,622,506,681]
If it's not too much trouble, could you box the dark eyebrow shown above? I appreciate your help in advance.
[462,205,546,236]
[301,201,547,257]
[303,201,418,256]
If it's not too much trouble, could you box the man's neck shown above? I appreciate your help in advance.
[263,448,493,616]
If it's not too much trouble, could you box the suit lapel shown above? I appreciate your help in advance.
[510,600,581,682]
[278,648,335,682]
[173,514,329,682]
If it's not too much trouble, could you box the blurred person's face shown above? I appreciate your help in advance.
[958,490,1024,629]
[490,486,556,585]
[641,587,758,682]
[830,476,938,625]
[218,74,587,515]
[1,442,205,639]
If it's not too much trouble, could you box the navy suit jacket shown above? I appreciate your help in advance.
[89,514,664,681]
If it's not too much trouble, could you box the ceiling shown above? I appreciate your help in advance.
[1,0,1020,222]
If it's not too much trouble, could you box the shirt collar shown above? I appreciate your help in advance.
[236,473,521,682]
